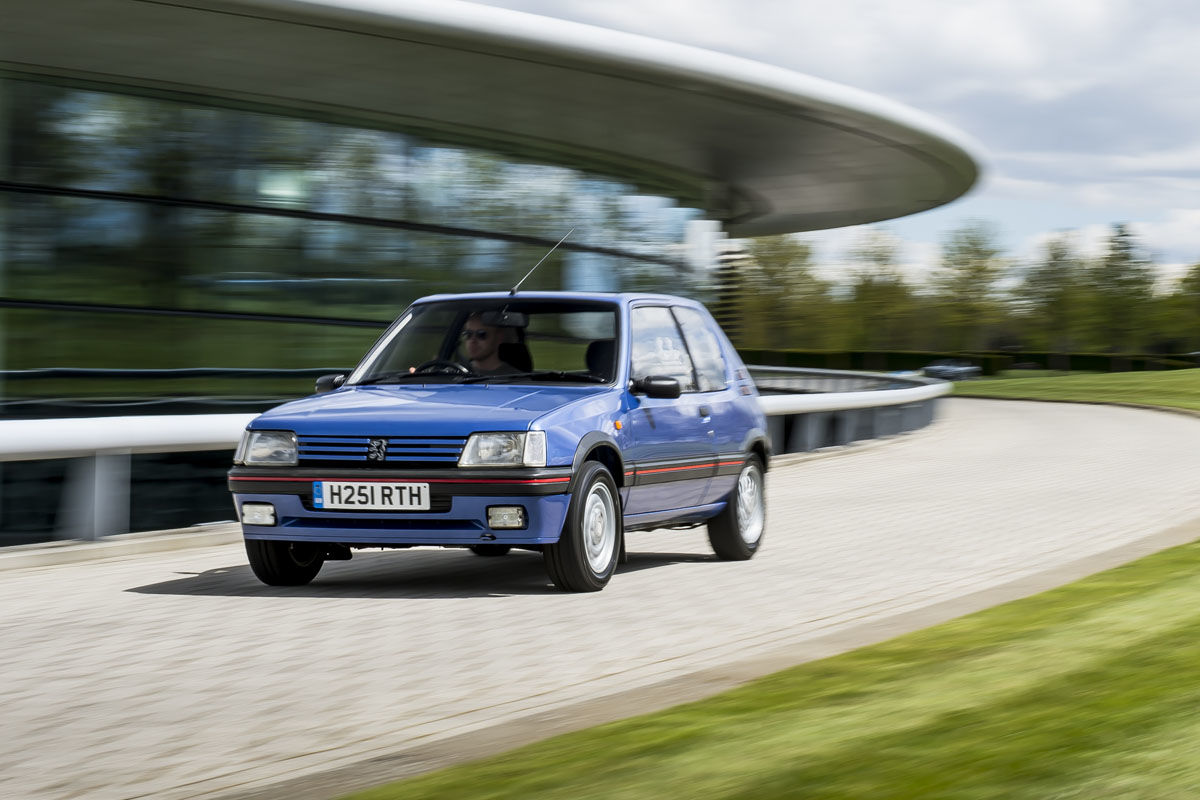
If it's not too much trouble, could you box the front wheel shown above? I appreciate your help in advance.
[245,539,325,586]
[544,461,621,592]
[707,455,766,560]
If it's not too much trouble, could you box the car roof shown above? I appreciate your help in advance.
[414,290,701,307]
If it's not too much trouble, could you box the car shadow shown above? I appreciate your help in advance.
[619,551,718,573]
[125,547,718,598]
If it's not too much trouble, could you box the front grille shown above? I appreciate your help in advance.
[281,516,482,531]
[297,435,466,467]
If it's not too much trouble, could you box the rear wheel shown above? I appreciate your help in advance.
[245,539,325,586]
[707,455,765,560]
[544,461,621,592]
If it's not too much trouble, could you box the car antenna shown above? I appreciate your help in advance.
[509,227,574,295]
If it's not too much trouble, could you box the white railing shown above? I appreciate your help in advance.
[0,369,950,541]
[0,414,256,461]
[0,414,256,542]
[757,381,948,415]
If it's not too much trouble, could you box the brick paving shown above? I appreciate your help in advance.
[2,398,1200,799]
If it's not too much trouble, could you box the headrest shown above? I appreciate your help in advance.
[497,341,533,372]
[585,340,615,380]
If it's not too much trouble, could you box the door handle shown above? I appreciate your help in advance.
[698,405,711,417]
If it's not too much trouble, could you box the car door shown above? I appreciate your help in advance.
[671,304,745,505]
[623,305,715,514]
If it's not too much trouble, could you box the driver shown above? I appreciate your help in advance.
[461,312,520,375]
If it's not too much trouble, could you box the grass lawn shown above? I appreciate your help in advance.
[345,539,1200,800]
[341,371,1200,800]
[953,369,1200,412]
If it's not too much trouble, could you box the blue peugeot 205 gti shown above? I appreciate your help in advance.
[228,290,769,591]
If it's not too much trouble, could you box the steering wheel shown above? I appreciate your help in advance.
[413,359,473,375]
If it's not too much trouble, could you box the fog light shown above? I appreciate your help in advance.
[241,503,277,526]
[487,506,527,530]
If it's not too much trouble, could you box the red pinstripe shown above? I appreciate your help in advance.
[232,476,571,485]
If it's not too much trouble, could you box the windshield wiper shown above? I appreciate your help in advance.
[355,371,457,385]
[460,370,607,385]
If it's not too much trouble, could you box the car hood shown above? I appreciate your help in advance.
[250,383,609,437]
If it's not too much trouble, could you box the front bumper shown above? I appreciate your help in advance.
[228,465,573,546]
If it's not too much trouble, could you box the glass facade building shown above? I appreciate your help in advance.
[0,73,710,418]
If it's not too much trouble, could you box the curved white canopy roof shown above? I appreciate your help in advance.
[0,0,982,235]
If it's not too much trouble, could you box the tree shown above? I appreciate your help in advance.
[845,231,917,352]
[1084,224,1155,352]
[1016,234,1083,354]
[739,235,833,350]
[930,221,1007,351]
[1157,263,1200,353]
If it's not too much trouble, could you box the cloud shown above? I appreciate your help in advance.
[478,1,1177,94]
[1017,216,1200,279]
[998,146,1200,178]
[1134,210,1200,266]
[790,227,943,285]
[477,1,1200,153]
[1018,225,1113,264]
[471,0,1200,274]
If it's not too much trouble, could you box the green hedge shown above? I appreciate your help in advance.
[967,352,1196,372]
[737,350,1012,376]
[738,349,1197,376]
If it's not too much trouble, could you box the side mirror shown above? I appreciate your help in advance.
[315,374,346,394]
[631,375,681,399]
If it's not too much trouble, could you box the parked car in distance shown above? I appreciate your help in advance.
[922,359,982,381]
[228,291,770,592]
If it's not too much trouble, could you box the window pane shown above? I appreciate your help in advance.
[1,76,704,262]
[367,308,458,376]
[524,310,615,374]
[630,306,696,391]
[673,306,727,391]
[354,299,618,384]
[0,75,717,417]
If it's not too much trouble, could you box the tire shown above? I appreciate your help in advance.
[468,544,512,557]
[707,455,766,561]
[544,461,621,592]
[245,539,326,586]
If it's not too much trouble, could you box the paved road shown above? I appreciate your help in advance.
[3,399,1200,800]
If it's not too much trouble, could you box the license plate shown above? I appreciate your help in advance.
[313,481,431,511]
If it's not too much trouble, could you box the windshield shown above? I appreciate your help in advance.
[350,298,620,386]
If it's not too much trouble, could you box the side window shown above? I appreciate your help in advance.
[630,306,698,392]
[673,306,728,392]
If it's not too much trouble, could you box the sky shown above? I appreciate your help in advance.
[472,0,1200,285]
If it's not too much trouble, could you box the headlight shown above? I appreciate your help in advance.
[458,431,546,467]
[236,430,297,466]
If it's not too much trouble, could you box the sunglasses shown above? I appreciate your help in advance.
[460,329,490,341]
